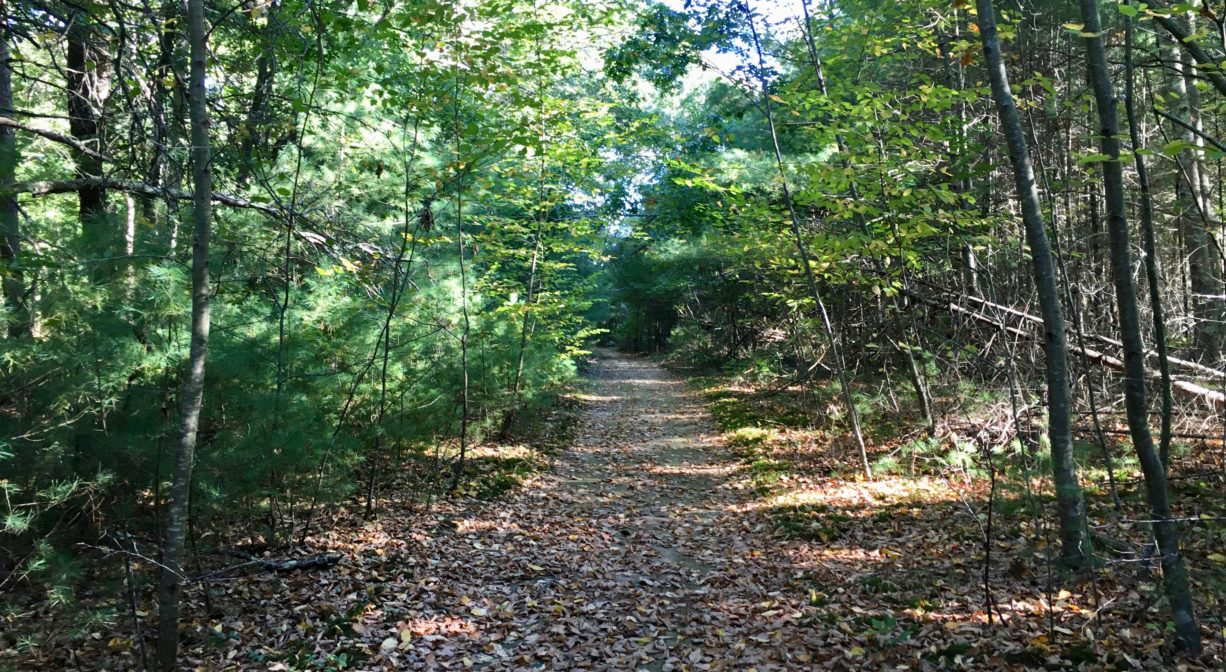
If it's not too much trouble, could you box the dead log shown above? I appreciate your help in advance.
[904,289,1226,410]
[215,550,342,573]
[914,280,1226,383]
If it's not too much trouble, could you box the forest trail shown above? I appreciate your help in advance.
[356,350,827,670]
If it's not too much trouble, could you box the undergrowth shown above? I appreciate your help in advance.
[674,357,1226,666]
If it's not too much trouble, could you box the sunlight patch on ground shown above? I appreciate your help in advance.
[742,475,963,512]
[453,518,525,535]
[617,378,681,386]
[398,615,480,639]
[647,462,734,478]
[572,392,621,402]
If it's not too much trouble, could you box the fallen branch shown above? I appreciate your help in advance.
[917,280,1226,383]
[904,288,1226,410]
[213,550,342,574]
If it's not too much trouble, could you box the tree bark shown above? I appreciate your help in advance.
[975,0,1088,566]
[1168,26,1224,363]
[1077,0,1202,652]
[1126,12,1175,470]
[66,16,113,269]
[0,6,26,338]
[156,0,213,666]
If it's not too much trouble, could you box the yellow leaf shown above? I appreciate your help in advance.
[848,646,865,657]
[470,606,489,617]
[1208,553,1226,563]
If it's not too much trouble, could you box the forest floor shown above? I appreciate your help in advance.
[20,350,1226,670]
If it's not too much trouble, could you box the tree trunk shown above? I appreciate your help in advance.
[1145,0,1226,97]
[975,0,1088,566]
[235,0,280,190]
[156,0,213,666]
[746,0,871,479]
[1125,12,1175,470]
[1077,0,1202,652]
[66,17,113,269]
[0,6,26,338]
[1169,25,1224,363]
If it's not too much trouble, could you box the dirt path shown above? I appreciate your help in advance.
[133,350,836,672]
[358,350,827,670]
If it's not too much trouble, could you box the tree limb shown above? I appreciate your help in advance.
[1144,1,1226,98]
[1152,108,1226,153]
[904,288,1226,410]
[11,177,283,218]
[0,116,111,161]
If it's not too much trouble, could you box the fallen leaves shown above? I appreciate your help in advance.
[10,353,1226,670]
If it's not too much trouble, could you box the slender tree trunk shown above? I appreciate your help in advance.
[235,0,280,190]
[504,216,543,433]
[451,191,470,490]
[801,7,933,432]
[154,0,187,253]
[450,46,470,490]
[1126,13,1175,470]
[1027,104,1123,511]
[0,7,26,338]
[975,0,1088,566]
[1168,26,1224,363]
[744,0,870,479]
[505,43,549,435]
[1145,0,1226,97]
[1076,0,1201,652]
[66,17,113,270]
[156,0,213,666]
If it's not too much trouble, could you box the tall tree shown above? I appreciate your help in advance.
[0,1,25,338]
[1167,26,1223,363]
[65,13,112,268]
[975,0,1088,566]
[155,0,214,666]
[1076,0,1201,652]
[742,0,871,479]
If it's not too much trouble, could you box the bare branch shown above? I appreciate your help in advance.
[0,116,110,161]
[12,177,283,218]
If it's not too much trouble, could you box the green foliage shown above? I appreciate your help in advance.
[0,0,631,635]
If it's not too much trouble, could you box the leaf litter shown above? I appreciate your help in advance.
[14,351,1226,670]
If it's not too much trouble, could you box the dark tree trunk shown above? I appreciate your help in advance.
[1077,0,1202,652]
[0,5,25,338]
[1125,13,1175,470]
[66,18,112,268]
[976,0,1088,566]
